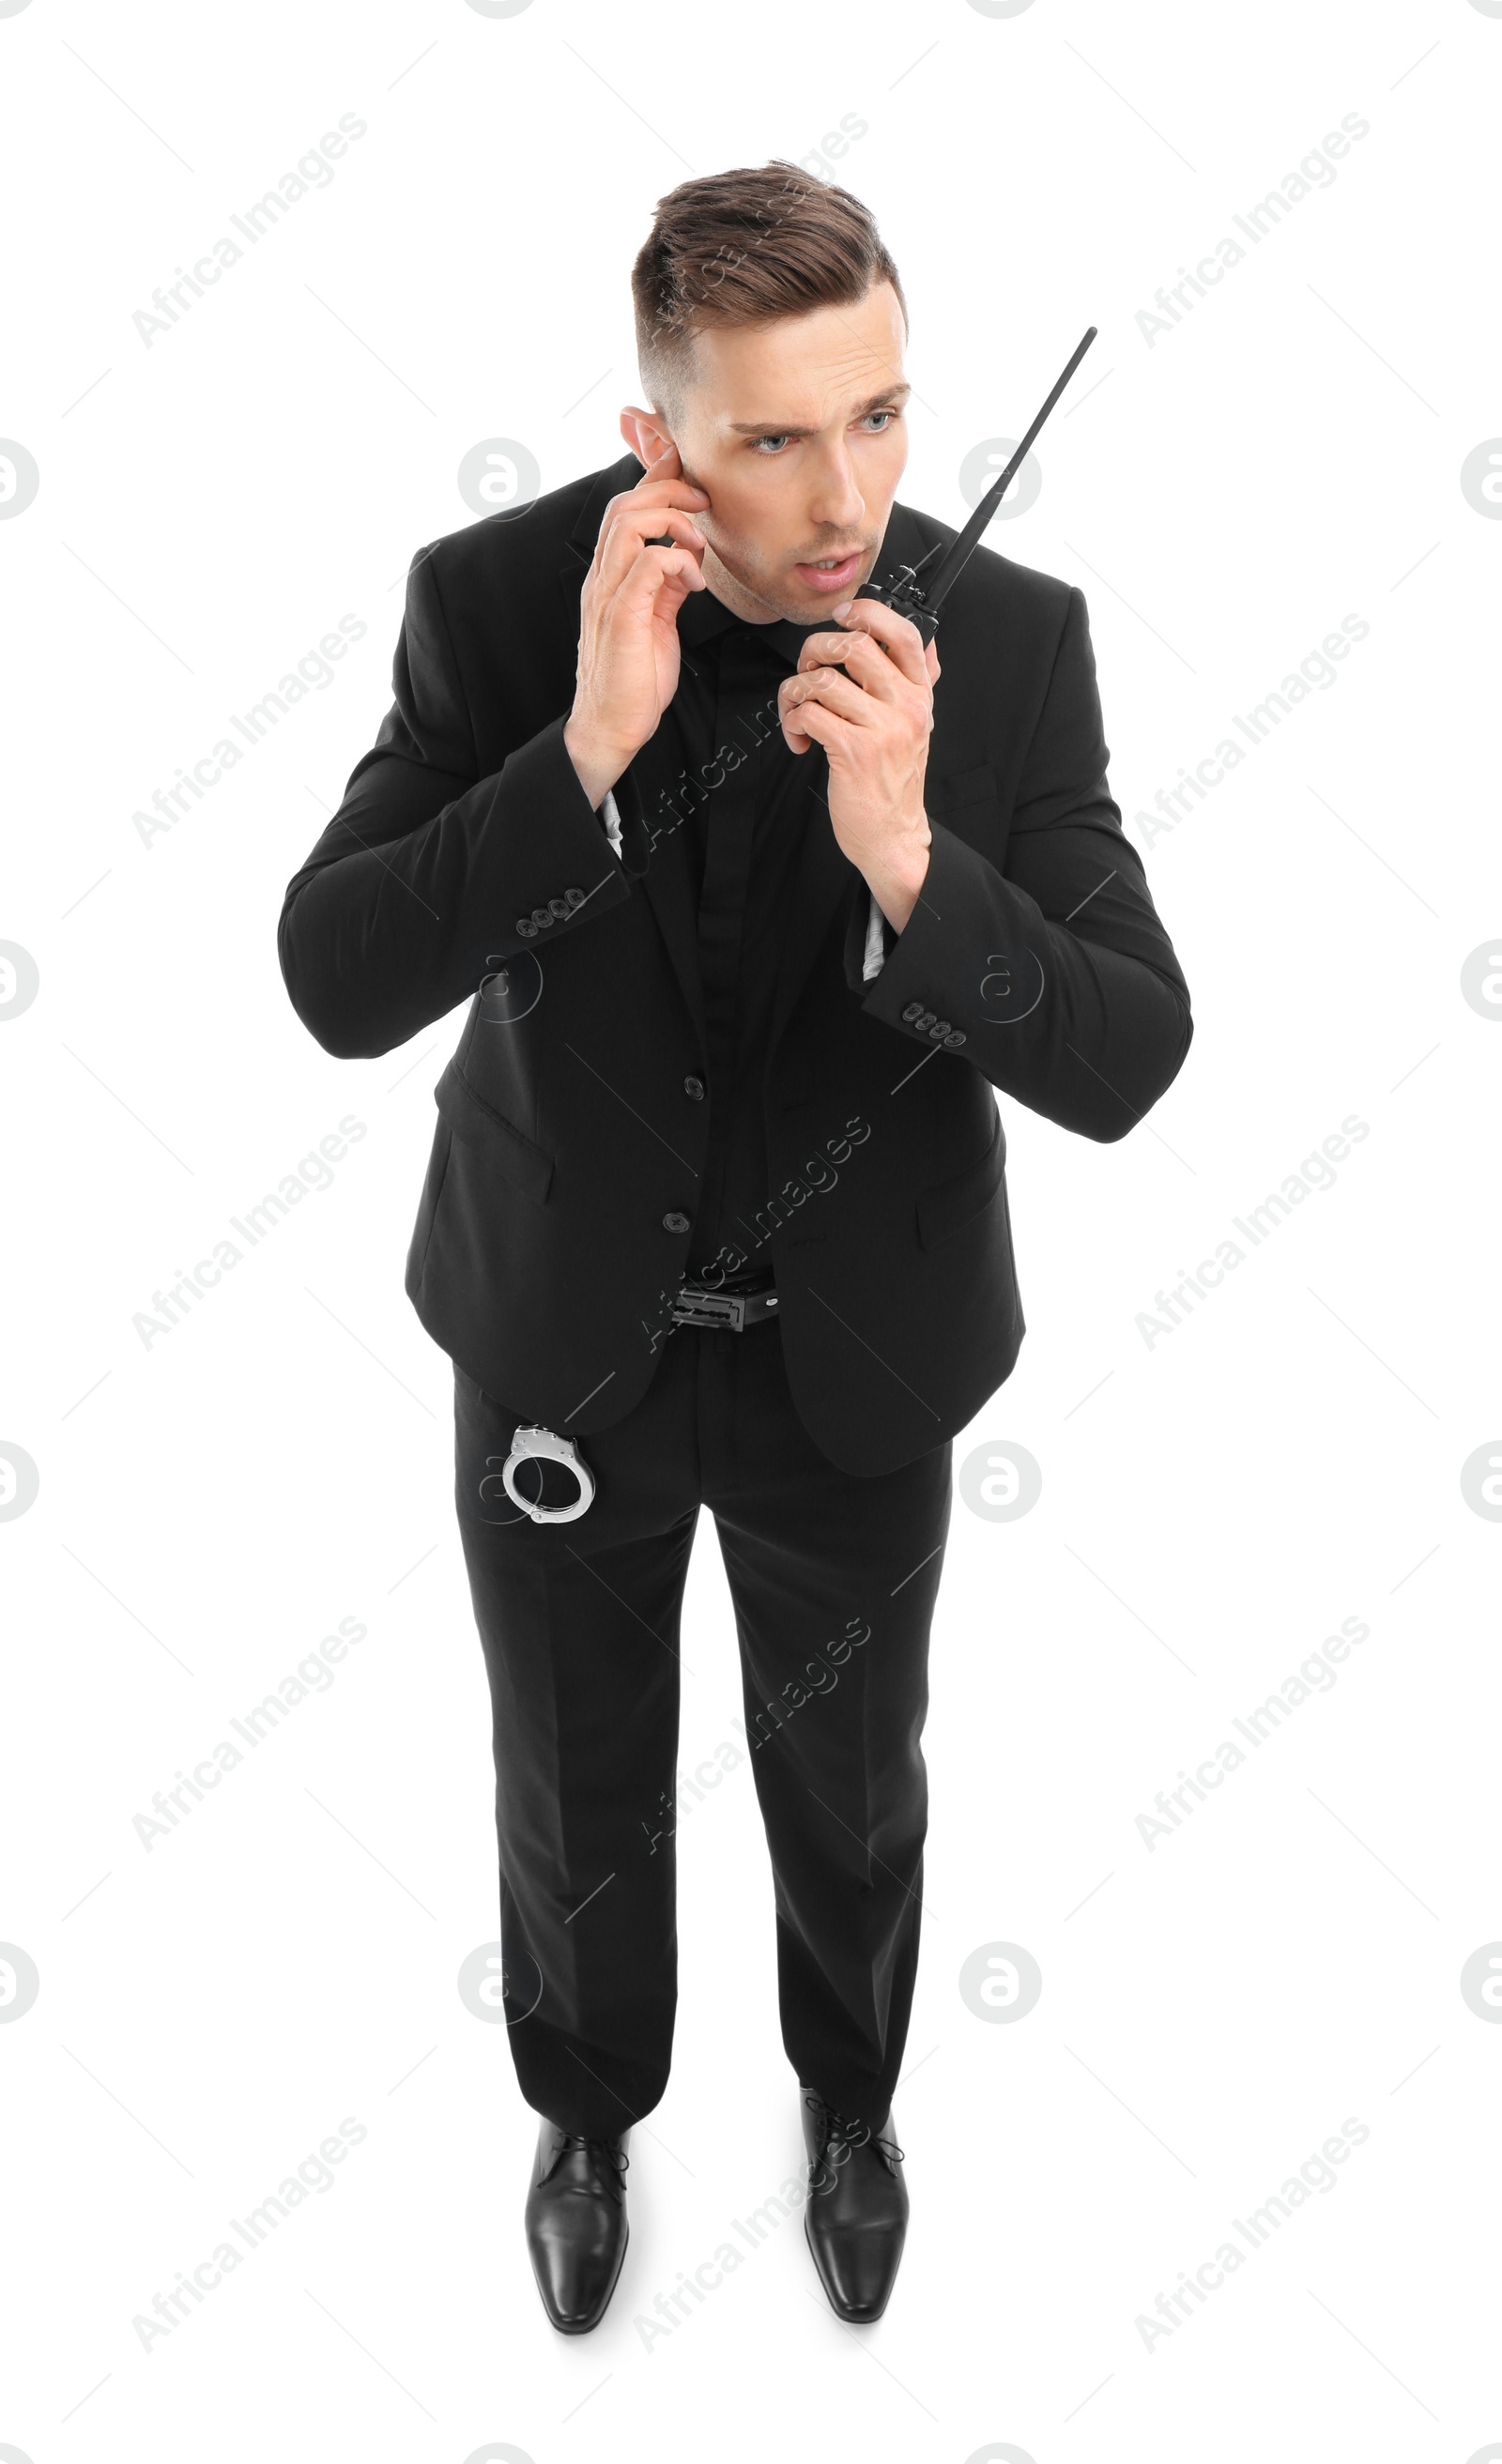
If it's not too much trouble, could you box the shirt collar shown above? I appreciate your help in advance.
[676,582,828,671]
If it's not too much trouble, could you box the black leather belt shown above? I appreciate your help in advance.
[670,1271,780,1331]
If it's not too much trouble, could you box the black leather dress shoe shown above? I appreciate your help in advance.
[524,2118,631,2333]
[800,2087,908,2321]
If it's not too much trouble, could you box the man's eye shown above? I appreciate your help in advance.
[860,409,897,432]
[753,434,790,454]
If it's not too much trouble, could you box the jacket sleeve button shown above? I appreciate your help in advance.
[900,1001,926,1024]
[564,886,586,910]
[547,895,570,922]
[915,1010,938,1032]
[532,906,553,930]
[928,1018,952,1039]
[683,1077,705,1099]
[943,1029,967,1048]
[515,918,537,939]
[663,1210,692,1234]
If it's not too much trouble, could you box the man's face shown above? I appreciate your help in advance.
[623,280,911,625]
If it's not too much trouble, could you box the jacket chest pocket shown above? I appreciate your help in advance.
[927,758,1007,842]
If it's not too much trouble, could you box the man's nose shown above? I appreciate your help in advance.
[805,445,866,532]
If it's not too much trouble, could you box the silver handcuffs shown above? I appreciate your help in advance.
[499,1423,596,1524]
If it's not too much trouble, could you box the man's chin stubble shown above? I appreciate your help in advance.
[698,540,791,623]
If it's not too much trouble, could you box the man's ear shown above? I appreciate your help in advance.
[619,404,677,468]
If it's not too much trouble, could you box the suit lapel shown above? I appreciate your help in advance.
[558,453,711,1053]
[611,731,711,1055]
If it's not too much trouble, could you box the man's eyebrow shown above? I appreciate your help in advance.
[727,383,912,436]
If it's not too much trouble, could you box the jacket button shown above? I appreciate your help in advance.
[928,1018,952,1039]
[943,1029,967,1048]
[515,917,537,939]
[663,1210,691,1234]
[683,1076,705,1100]
[901,1001,926,1023]
[915,1009,938,1032]
[532,906,553,931]
[564,886,585,910]
[547,895,570,922]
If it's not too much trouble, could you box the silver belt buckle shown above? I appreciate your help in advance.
[671,1284,746,1330]
[500,1424,596,1523]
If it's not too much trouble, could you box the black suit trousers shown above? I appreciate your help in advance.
[453,1311,953,2140]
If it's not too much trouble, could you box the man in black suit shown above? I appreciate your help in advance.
[278,161,1192,2335]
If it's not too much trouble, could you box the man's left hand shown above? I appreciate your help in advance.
[778,599,940,935]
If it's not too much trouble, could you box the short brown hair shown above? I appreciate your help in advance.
[631,161,907,421]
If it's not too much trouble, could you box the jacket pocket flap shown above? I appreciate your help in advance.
[916,1108,1005,1250]
[927,760,998,816]
[435,1059,554,1203]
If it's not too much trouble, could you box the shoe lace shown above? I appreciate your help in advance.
[552,2132,631,2200]
[804,2089,904,2169]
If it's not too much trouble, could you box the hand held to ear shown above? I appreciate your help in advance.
[564,441,710,809]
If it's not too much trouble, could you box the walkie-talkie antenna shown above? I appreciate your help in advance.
[855,325,1097,641]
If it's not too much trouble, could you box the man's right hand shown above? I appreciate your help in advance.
[563,443,709,811]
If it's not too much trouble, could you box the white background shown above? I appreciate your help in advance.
[2,1,1499,2458]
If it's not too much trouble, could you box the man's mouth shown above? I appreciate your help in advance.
[793,549,865,594]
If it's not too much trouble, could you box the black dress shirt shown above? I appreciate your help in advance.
[606,588,887,1287]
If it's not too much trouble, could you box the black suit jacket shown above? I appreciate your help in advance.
[278,451,1193,1476]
